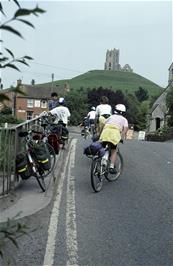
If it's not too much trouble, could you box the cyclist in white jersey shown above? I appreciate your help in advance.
[49,97,70,127]
[95,96,112,133]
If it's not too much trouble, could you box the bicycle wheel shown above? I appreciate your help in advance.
[41,142,56,178]
[106,151,123,182]
[35,174,46,192]
[91,158,103,192]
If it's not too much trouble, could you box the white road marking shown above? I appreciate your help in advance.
[66,139,78,266]
[43,139,76,266]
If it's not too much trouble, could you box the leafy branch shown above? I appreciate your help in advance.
[0,0,45,72]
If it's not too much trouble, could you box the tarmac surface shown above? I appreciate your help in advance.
[0,127,172,223]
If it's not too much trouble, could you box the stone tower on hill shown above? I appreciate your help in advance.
[104,48,133,72]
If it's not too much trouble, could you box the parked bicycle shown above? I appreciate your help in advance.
[16,130,56,192]
[38,115,61,154]
[90,142,123,192]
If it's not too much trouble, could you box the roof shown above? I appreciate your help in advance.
[168,62,173,70]
[0,84,64,99]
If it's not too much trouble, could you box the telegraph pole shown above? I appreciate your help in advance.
[51,73,54,93]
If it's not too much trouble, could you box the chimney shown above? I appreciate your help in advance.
[17,79,22,86]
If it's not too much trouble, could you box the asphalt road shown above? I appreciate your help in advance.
[1,134,173,266]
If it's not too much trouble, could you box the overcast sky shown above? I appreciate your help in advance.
[1,0,172,89]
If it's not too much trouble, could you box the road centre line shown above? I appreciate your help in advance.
[66,139,78,266]
[43,139,77,266]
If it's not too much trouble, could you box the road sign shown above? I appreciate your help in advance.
[138,131,146,140]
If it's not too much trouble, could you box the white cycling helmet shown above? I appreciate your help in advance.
[91,106,96,111]
[59,97,65,104]
[115,104,126,113]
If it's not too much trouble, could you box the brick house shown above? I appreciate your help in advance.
[0,80,65,120]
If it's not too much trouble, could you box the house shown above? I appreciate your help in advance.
[0,80,66,120]
[148,63,173,131]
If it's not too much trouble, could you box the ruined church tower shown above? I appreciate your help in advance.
[104,48,121,71]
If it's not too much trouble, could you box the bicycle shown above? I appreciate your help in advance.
[17,130,56,192]
[90,142,123,192]
[81,126,90,139]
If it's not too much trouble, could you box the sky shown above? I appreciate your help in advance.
[0,0,172,89]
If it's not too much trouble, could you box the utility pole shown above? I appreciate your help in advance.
[51,73,54,93]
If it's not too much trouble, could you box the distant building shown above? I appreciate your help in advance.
[148,63,173,131]
[104,48,133,72]
[104,48,121,71]
[122,64,133,73]
[0,80,67,121]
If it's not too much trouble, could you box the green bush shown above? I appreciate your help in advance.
[146,126,172,142]
[0,115,23,125]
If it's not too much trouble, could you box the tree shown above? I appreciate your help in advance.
[125,93,148,130]
[87,87,127,109]
[65,89,88,125]
[0,0,45,102]
[135,86,149,102]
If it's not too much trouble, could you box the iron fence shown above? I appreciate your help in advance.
[0,117,40,196]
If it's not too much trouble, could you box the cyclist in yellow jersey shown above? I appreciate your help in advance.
[99,104,128,174]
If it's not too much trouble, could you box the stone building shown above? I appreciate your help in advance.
[104,48,121,71]
[104,48,133,72]
[148,63,173,131]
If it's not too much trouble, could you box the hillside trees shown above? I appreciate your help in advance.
[87,87,148,130]
[135,86,149,102]
[87,87,127,108]
[65,89,88,125]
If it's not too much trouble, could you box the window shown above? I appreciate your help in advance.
[109,62,111,67]
[35,100,40,108]
[27,99,34,108]
[41,100,47,109]
[26,111,33,120]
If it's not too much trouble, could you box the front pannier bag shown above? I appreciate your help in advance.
[83,141,106,157]
[33,142,51,170]
[16,152,32,179]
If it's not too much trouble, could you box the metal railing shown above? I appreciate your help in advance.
[0,117,40,196]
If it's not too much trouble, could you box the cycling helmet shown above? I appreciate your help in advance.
[91,106,96,111]
[59,97,65,104]
[115,104,126,114]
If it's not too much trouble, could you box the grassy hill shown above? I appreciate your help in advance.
[41,70,163,97]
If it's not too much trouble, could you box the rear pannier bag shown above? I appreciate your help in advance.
[61,126,69,140]
[33,142,51,170]
[48,134,60,154]
[16,152,32,180]
[83,141,105,157]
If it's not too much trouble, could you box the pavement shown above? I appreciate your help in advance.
[0,128,81,224]
[0,148,65,223]
[0,127,81,223]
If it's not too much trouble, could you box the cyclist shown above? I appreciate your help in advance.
[99,104,128,174]
[95,96,112,134]
[87,106,96,133]
[48,92,59,110]
[80,116,89,136]
[49,97,70,127]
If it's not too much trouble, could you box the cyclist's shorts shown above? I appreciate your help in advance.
[89,119,95,125]
[102,141,117,150]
